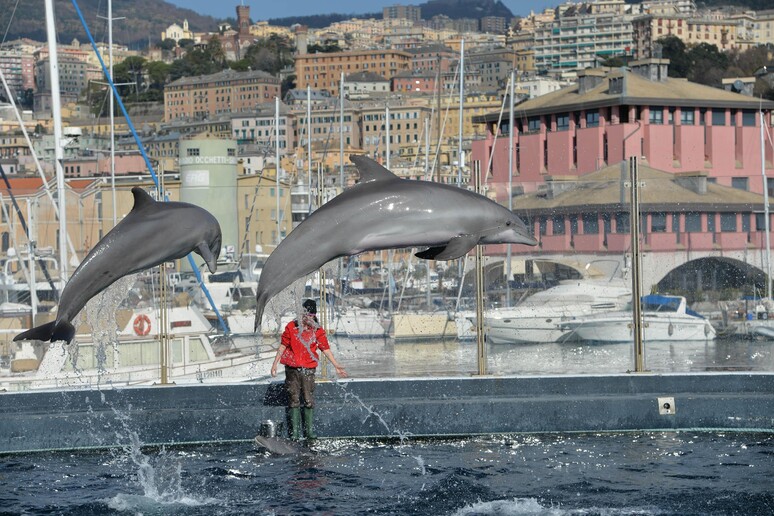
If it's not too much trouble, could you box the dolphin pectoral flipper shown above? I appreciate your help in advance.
[196,243,218,273]
[415,235,478,261]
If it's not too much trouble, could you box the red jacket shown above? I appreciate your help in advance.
[279,315,330,369]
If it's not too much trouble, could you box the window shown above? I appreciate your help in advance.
[569,215,579,235]
[582,213,598,234]
[681,109,695,125]
[731,177,748,191]
[720,213,737,232]
[615,212,630,233]
[707,213,716,233]
[649,106,663,125]
[556,113,569,131]
[742,213,751,232]
[651,212,667,232]
[756,213,769,231]
[711,109,725,126]
[586,110,599,127]
[539,216,547,236]
[742,110,756,127]
[685,212,701,232]
[527,117,541,132]
[186,147,200,157]
[551,215,565,235]
[672,213,680,233]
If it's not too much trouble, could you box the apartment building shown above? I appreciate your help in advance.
[632,14,746,58]
[294,49,412,95]
[467,48,516,90]
[230,103,295,153]
[532,8,634,73]
[0,48,34,99]
[383,5,422,22]
[163,69,280,122]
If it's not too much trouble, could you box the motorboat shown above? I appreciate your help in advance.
[484,278,632,344]
[0,330,276,391]
[563,294,716,343]
[330,307,388,338]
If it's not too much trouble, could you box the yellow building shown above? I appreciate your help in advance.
[294,49,412,95]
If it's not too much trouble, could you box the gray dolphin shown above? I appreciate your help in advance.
[253,435,313,456]
[14,187,221,343]
[254,155,537,327]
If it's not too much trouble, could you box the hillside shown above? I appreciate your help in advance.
[267,0,514,28]
[2,0,218,48]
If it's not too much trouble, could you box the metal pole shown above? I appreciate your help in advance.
[275,96,281,245]
[457,39,464,188]
[108,0,117,225]
[424,117,431,307]
[629,156,645,372]
[307,85,312,212]
[475,160,486,375]
[26,199,37,319]
[386,105,390,169]
[761,110,771,300]
[506,70,514,308]
[45,0,68,282]
[339,72,344,189]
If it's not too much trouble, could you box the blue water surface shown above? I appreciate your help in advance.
[2,432,773,515]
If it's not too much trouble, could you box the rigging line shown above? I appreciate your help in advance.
[0,193,38,307]
[1,0,21,45]
[71,0,229,334]
[484,74,511,182]
[429,62,460,181]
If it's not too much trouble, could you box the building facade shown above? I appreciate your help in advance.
[163,69,280,123]
[294,49,412,95]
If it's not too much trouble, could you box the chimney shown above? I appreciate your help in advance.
[577,69,606,94]
[674,171,708,195]
[630,58,669,82]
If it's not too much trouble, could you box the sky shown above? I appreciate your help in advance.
[166,1,558,21]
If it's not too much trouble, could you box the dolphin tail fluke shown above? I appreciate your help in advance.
[14,320,75,343]
[254,298,266,333]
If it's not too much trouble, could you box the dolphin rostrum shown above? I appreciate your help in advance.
[15,187,222,344]
[254,155,538,327]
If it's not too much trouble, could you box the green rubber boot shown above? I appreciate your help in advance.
[303,407,316,440]
[289,407,302,441]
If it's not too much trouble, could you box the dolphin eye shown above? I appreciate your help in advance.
[505,220,512,226]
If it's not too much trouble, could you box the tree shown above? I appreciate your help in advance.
[157,39,177,52]
[687,43,728,86]
[242,34,295,75]
[656,36,690,78]
[146,61,170,90]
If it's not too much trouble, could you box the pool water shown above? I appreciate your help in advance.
[2,432,773,515]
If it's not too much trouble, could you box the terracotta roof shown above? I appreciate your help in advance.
[512,163,765,214]
[0,178,96,196]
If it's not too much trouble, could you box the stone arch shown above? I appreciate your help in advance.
[654,257,768,302]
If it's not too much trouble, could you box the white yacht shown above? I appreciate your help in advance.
[484,278,632,344]
[563,294,716,343]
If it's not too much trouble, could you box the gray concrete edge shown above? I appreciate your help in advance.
[1,373,773,454]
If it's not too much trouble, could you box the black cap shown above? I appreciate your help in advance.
[302,299,317,314]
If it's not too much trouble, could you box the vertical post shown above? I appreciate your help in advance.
[159,165,169,384]
[506,70,515,308]
[475,160,486,375]
[275,96,281,245]
[339,72,344,190]
[45,0,68,282]
[386,105,390,169]
[108,0,117,226]
[629,156,645,372]
[317,161,329,378]
[307,85,312,212]
[761,110,771,300]
[424,117,431,307]
[26,199,37,319]
[457,39,464,188]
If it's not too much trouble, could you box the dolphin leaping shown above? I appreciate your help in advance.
[15,187,222,344]
[254,155,537,328]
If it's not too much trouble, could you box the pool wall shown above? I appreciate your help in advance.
[2,373,774,453]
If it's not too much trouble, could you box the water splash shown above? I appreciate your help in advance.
[83,274,136,373]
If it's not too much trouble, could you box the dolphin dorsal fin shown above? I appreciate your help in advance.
[350,155,398,184]
[130,187,157,211]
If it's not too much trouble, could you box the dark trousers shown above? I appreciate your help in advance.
[285,366,316,408]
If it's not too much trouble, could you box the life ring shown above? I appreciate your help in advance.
[133,314,151,336]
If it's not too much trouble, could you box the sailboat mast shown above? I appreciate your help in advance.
[275,95,281,245]
[762,110,771,299]
[307,85,312,212]
[45,0,68,282]
[506,70,515,308]
[457,39,464,188]
[108,0,117,225]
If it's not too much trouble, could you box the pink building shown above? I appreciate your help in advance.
[471,59,774,293]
